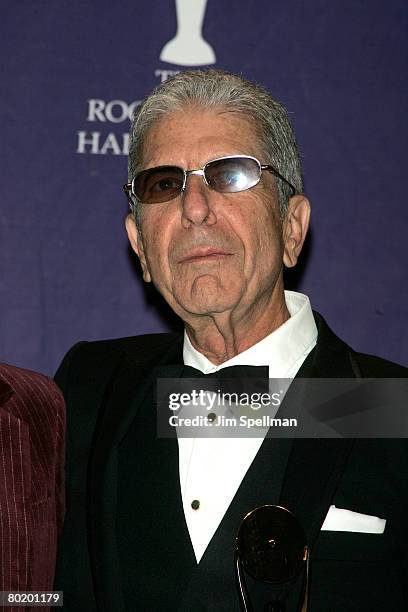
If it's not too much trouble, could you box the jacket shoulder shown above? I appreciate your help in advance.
[310,311,407,378]
[63,332,181,359]
[54,332,182,390]
[352,351,408,377]
[0,362,65,408]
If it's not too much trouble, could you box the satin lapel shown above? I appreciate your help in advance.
[87,336,183,612]
[279,312,356,546]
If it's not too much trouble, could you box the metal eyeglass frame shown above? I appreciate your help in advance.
[123,154,297,206]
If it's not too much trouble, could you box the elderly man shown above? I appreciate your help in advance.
[55,70,407,611]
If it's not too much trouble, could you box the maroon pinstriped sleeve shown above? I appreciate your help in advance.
[0,364,66,612]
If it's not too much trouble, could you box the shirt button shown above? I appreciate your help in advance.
[191,499,200,510]
[207,412,217,423]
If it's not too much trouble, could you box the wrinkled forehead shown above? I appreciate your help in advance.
[138,107,267,168]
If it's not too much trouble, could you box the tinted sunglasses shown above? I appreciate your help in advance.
[123,155,296,205]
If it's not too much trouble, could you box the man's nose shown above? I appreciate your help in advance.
[180,174,217,228]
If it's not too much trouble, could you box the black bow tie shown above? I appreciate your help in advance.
[184,366,270,400]
[153,364,269,379]
[154,364,270,400]
[181,364,269,379]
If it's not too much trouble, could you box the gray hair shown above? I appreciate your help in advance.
[128,69,303,219]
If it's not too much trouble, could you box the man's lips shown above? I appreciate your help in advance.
[177,247,232,264]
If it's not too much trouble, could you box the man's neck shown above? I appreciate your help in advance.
[184,292,290,365]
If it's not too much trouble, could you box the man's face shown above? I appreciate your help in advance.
[126,109,295,324]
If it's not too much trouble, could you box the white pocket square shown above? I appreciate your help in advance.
[321,505,386,533]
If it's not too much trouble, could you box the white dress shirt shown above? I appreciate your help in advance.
[179,290,318,562]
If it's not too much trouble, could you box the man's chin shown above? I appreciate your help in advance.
[172,294,238,319]
[164,275,243,319]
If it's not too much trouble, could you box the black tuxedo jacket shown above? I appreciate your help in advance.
[54,313,408,611]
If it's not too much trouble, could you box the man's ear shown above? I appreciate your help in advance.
[125,214,152,282]
[282,195,311,268]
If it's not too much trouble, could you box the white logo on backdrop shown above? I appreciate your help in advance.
[160,0,216,66]
[77,99,137,155]
[76,0,216,155]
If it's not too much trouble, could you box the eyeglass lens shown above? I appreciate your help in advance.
[205,157,260,193]
[133,157,262,204]
[134,166,185,204]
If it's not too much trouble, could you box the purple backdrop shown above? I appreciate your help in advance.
[1,0,407,375]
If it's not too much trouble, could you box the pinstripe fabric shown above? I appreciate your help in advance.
[0,364,65,612]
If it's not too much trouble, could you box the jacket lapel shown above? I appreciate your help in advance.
[87,334,183,612]
[279,312,356,546]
